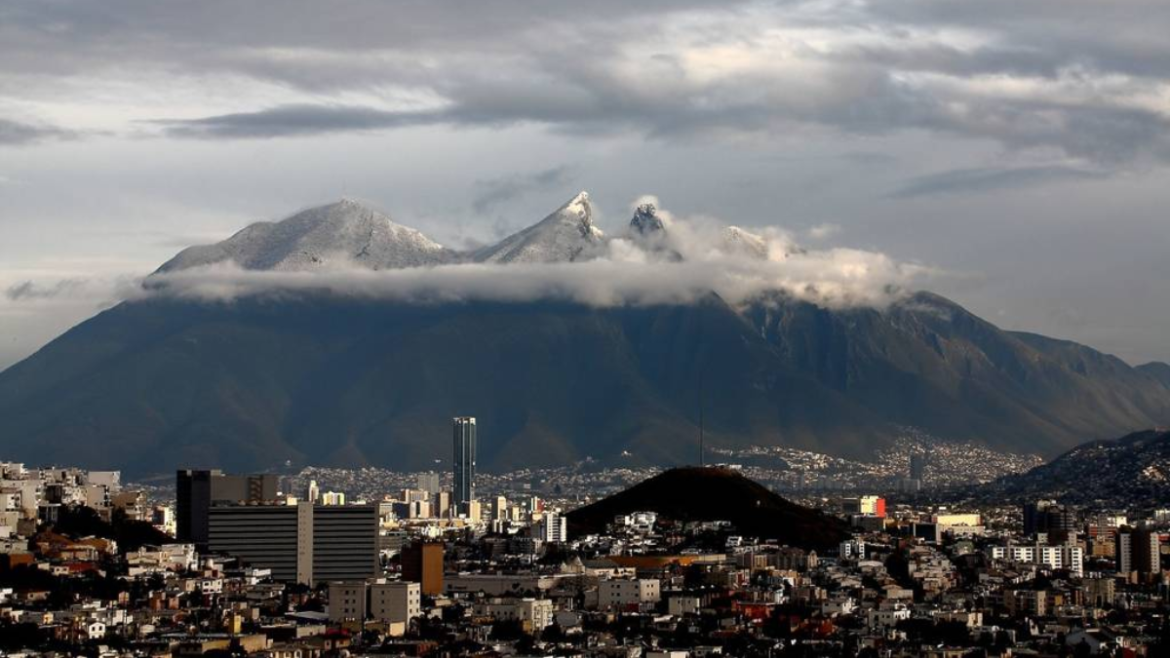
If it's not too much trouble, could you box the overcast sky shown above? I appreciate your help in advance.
[2,0,1170,370]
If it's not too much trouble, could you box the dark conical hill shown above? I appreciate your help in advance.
[566,466,849,550]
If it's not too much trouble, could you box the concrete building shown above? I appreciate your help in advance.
[542,511,568,543]
[401,542,444,596]
[596,578,661,610]
[416,472,440,496]
[1116,526,1160,577]
[329,580,421,627]
[176,470,279,549]
[988,544,1084,578]
[207,503,378,585]
[843,495,886,518]
[472,598,554,633]
[328,581,367,622]
[370,581,421,626]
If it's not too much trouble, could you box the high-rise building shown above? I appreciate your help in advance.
[1116,526,1161,577]
[306,480,320,504]
[206,503,378,585]
[401,541,444,596]
[1023,501,1078,536]
[434,491,451,519]
[453,417,477,512]
[909,453,927,481]
[176,470,279,549]
[542,511,568,543]
[492,496,509,522]
[416,472,441,496]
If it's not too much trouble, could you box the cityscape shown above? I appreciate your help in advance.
[5,0,1170,656]
[1,418,1169,656]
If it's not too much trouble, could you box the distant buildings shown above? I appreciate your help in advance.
[910,453,927,480]
[842,495,886,518]
[416,472,440,496]
[452,416,477,513]
[900,452,927,491]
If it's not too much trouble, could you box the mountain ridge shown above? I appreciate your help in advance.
[978,429,1170,507]
[2,194,1169,477]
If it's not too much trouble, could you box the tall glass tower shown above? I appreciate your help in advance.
[452,416,477,511]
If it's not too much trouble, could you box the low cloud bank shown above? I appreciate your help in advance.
[141,210,934,309]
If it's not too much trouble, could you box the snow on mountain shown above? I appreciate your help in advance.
[157,199,452,272]
[472,191,606,264]
[721,226,770,259]
[155,192,795,277]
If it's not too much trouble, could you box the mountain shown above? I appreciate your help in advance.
[1137,362,1170,389]
[158,199,452,272]
[629,203,666,238]
[2,193,1170,478]
[566,467,849,550]
[472,191,605,263]
[721,226,770,259]
[980,429,1170,506]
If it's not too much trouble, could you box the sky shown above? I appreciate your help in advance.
[2,0,1170,370]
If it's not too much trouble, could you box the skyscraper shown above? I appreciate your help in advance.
[453,416,476,512]
[909,453,927,481]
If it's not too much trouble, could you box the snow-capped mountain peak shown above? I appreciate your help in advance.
[721,226,770,259]
[157,199,452,272]
[472,191,606,264]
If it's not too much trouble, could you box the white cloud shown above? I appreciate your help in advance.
[141,206,934,309]
[806,223,841,240]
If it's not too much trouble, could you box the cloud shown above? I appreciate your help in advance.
[890,165,1106,198]
[139,203,934,309]
[5,279,87,301]
[155,105,445,139]
[472,166,576,214]
[4,1,1155,166]
[806,224,841,240]
[0,118,76,146]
